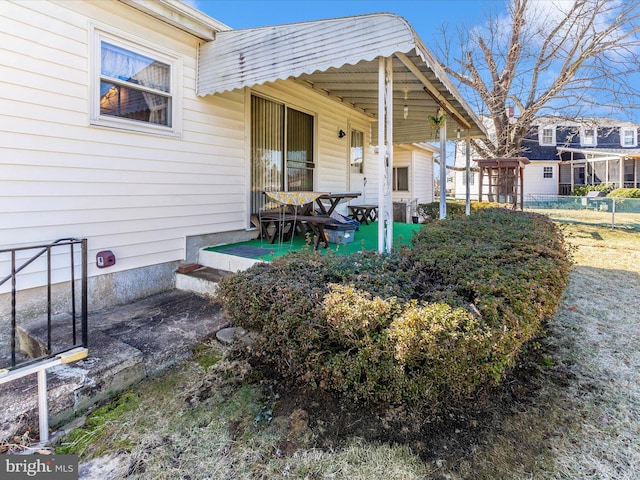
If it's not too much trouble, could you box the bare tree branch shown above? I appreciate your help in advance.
[435,0,640,158]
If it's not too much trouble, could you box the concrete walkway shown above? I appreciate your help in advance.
[0,289,228,444]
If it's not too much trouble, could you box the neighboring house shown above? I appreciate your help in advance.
[0,0,484,316]
[453,116,640,200]
[527,118,640,195]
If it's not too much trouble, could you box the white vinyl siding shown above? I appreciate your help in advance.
[0,0,245,291]
[391,147,434,204]
[523,163,559,196]
[412,149,434,203]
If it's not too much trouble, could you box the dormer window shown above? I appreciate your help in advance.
[581,127,597,146]
[539,126,555,146]
[621,128,637,147]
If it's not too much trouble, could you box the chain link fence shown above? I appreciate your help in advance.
[523,194,640,231]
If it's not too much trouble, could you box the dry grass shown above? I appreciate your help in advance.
[527,207,640,232]
[63,219,640,480]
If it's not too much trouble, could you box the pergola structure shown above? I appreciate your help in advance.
[477,157,530,210]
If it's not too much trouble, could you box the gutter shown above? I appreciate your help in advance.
[117,0,232,40]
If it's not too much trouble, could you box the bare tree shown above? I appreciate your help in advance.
[436,0,640,158]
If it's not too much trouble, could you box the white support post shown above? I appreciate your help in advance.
[385,57,393,251]
[465,129,471,216]
[439,116,447,220]
[611,197,616,229]
[620,158,624,188]
[37,369,49,443]
[378,57,393,253]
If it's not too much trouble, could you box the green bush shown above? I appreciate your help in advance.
[607,188,640,198]
[416,201,466,221]
[216,209,572,410]
[572,184,615,196]
[415,201,503,222]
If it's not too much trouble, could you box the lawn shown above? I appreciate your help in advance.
[59,219,640,480]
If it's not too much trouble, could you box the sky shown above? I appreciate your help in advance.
[187,0,503,47]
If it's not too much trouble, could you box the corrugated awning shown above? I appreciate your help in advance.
[197,13,486,142]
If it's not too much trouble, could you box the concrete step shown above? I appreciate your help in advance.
[0,289,228,444]
[175,265,233,297]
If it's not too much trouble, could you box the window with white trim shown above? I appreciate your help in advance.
[462,171,476,186]
[393,167,409,191]
[92,30,179,135]
[581,127,597,146]
[539,127,555,146]
[621,128,637,147]
[350,129,364,174]
[543,166,553,179]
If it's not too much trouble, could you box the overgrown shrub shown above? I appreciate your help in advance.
[216,208,572,410]
[607,188,640,198]
[416,201,503,222]
[416,201,466,221]
[572,183,615,196]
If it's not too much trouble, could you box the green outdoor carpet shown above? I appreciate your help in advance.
[205,221,422,261]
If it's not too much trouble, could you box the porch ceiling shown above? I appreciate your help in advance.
[197,13,486,143]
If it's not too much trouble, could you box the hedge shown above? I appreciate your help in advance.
[607,188,640,198]
[216,208,572,410]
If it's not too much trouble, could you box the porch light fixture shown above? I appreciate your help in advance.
[338,129,346,138]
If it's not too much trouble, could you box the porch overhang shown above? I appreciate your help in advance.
[196,13,486,142]
[558,147,640,162]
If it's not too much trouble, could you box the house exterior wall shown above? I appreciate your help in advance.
[1,0,393,313]
[248,82,376,215]
[522,161,559,197]
[413,148,435,204]
[1,0,242,303]
[392,147,434,202]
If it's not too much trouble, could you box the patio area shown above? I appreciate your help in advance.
[204,221,423,263]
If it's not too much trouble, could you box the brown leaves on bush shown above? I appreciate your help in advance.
[216,208,572,410]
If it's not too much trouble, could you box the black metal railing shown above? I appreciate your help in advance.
[0,238,87,370]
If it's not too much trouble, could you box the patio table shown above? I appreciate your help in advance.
[262,191,334,249]
[315,192,361,216]
[347,204,378,225]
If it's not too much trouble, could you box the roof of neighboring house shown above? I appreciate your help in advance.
[531,116,640,129]
[196,13,486,142]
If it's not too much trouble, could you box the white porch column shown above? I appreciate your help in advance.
[439,115,447,219]
[465,129,471,216]
[378,57,393,253]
